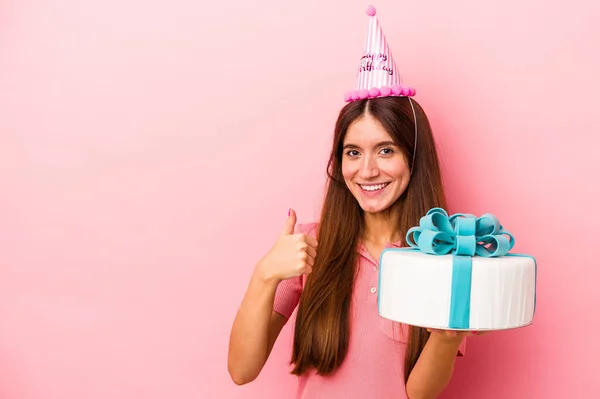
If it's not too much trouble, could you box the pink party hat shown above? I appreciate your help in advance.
[344,5,416,102]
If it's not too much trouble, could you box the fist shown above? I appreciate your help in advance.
[257,208,318,283]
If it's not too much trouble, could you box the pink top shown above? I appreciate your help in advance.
[273,223,466,399]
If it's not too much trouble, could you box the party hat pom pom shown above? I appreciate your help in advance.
[391,84,402,95]
[408,87,416,96]
[369,87,380,97]
[344,92,352,102]
[358,89,369,99]
[366,5,376,16]
[380,86,392,96]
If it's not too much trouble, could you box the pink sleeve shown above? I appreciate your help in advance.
[273,275,303,319]
[271,222,317,319]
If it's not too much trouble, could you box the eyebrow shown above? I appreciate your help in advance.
[343,140,396,150]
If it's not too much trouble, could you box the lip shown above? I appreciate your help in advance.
[357,182,391,197]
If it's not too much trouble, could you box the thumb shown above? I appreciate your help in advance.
[282,208,297,235]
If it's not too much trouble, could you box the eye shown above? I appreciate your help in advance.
[346,150,360,157]
[380,147,394,155]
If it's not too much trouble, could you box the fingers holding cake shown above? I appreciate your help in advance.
[426,328,489,338]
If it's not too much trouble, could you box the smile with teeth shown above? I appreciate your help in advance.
[359,183,390,192]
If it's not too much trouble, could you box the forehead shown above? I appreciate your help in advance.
[344,116,393,146]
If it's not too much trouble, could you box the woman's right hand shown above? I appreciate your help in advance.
[255,209,318,283]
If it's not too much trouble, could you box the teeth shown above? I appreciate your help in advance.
[360,183,387,191]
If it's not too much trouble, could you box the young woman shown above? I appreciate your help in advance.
[228,96,483,398]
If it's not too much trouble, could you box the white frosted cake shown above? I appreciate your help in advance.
[378,208,537,331]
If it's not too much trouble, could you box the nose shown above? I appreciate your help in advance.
[358,154,380,179]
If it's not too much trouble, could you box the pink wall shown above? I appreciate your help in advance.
[1,1,598,398]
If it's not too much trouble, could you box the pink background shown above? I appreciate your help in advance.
[1,0,598,398]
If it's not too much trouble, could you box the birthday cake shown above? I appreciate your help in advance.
[378,208,537,331]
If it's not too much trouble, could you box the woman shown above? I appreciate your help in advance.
[227,96,480,398]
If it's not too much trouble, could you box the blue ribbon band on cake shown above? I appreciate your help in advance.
[406,208,515,329]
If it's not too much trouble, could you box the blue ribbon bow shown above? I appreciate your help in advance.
[406,207,515,329]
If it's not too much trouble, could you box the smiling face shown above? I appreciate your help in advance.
[341,114,411,214]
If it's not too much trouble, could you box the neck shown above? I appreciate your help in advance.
[363,207,402,245]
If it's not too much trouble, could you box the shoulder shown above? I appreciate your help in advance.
[295,222,319,238]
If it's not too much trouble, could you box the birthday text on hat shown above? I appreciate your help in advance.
[358,53,393,76]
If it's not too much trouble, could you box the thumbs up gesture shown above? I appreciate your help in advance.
[256,209,318,283]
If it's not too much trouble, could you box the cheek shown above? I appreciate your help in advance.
[383,160,410,178]
[341,161,355,180]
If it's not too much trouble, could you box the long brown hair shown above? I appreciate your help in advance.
[290,96,448,382]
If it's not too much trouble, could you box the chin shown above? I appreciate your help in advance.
[357,200,394,214]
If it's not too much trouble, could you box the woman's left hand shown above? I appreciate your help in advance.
[427,328,491,339]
